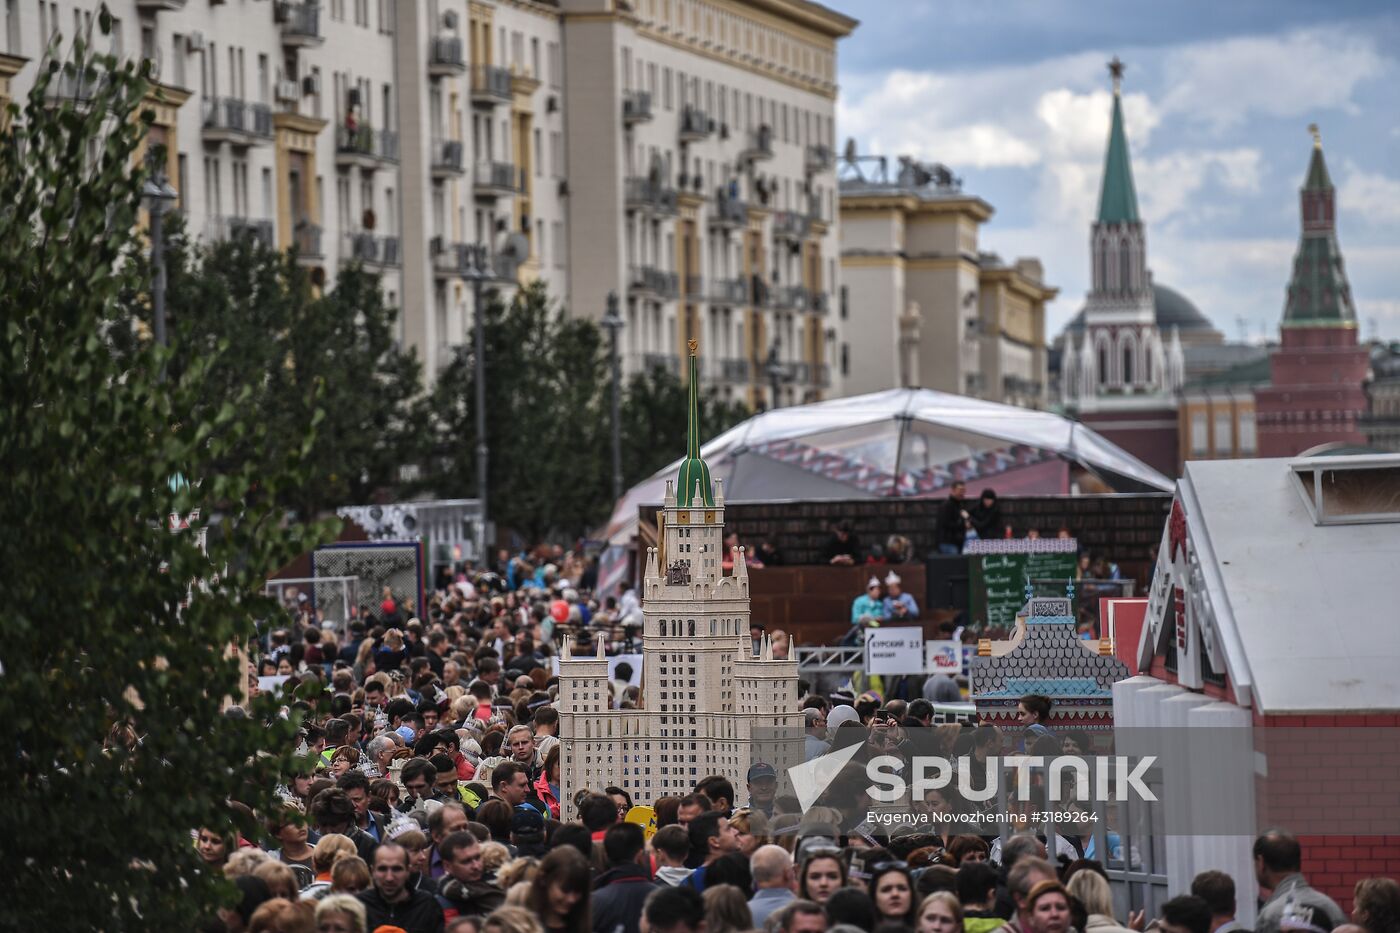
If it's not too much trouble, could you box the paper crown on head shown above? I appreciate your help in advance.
[884,571,901,585]
[866,577,880,589]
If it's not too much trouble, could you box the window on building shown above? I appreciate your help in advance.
[1214,411,1233,457]
[1122,345,1134,385]
[1238,411,1257,454]
[1191,413,1208,458]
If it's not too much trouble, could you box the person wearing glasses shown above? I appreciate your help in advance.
[869,861,919,928]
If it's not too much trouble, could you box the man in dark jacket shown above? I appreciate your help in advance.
[593,823,659,933]
[936,481,968,554]
[434,831,504,922]
[359,843,445,933]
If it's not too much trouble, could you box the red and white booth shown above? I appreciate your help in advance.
[1112,453,1400,919]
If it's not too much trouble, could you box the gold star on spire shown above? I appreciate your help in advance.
[1308,123,1321,148]
[688,338,698,357]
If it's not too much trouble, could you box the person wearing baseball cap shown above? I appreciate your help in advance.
[747,762,778,817]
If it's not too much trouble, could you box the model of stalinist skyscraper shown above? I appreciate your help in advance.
[557,341,800,814]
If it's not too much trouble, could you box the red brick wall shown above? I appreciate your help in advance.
[1296,834,1400,913]
[1078,412,1180,478]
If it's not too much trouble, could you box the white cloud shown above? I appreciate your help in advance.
[1136,148,1263,224]
[1159,28,1387,130]
[1339,164,1400,225]
[1036,88,1160,158]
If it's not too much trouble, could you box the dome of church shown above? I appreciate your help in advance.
[1061,283,1222,346]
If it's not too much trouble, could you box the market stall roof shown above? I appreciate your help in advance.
[1174,455,1400,712]
[603,387,1172,545]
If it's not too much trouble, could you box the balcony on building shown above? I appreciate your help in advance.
[202,97,273,146]
[43,67,104,109]
[343,231,401,268]
[811,363,831,387]
[720,358,750,382]
[684,274,703,298]
[710,277,748,306]
[709,191,748,231]
[642,352,680,376]
[771,284,808,311]
[431,138,465,178]
[678,105,712,143]
[275,1,323,48]
[741,124,774,162]
[431,238,467,278]
[336,125,399,170]
[210,216,275,250]
[428,36,466,77]
[622,90,652,126]
[790,361,811,385]
[1002,375,1044,401]
[136,0,187,10]
[805,143,834,174]
[772,210,809,243]
[624,177,678,217]
[473,160,518,200]
[808,291,830,315]
[471,64,512,107]
[629,265,679,300]
[293,220,322,262]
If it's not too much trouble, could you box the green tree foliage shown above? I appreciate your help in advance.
[122,214,428,520]
[423,284,751,540]
[0,25,330,929]
[425,281,609,541]
[619,365,750,492]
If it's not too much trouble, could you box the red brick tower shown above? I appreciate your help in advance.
[1254,127,1370,456]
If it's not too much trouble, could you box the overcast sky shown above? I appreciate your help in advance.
[824,0,1400,343]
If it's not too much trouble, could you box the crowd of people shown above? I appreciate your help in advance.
[193,559,1400,933]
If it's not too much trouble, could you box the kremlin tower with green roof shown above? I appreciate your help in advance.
[1253,126,1370,456]
[1061,58,1185,478]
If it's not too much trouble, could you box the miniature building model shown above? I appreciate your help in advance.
[970,593,1130,731]
[557,341,801,814]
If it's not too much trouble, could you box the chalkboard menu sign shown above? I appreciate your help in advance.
[969,550,1079,631]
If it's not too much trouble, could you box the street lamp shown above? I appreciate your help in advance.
[142,148,178,373]
[463,242,492,548]
[461,232,527,553]
[600,291,625,505]
[764,336,786,411]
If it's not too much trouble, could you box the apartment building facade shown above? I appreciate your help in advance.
[0,0,853,402]
[839,153,1057,407]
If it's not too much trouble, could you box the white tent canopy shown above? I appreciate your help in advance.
[603,388,1172,545]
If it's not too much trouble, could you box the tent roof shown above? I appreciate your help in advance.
[604,388,1172,544]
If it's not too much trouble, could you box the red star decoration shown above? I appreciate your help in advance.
[1169,499,1187,562]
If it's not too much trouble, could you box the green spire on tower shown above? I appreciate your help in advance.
[1097,57,1141,225]
[675,339,714,506]
[1283,124,1355,329]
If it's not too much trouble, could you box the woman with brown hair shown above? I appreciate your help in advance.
[328,746,361,779]
[526,846,592,933]
[1022,880,1073,933]
[702,884,753,933]
[728,808,770,857]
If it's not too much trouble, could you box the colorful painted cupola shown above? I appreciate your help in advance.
[970,592,1130,731]
[1097,56,1141,226]
[675,339,715,507]
[1282,125,1356,329]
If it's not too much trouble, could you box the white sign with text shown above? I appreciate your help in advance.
[865,626,925,675]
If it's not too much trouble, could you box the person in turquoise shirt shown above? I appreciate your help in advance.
[850,577,886,624]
